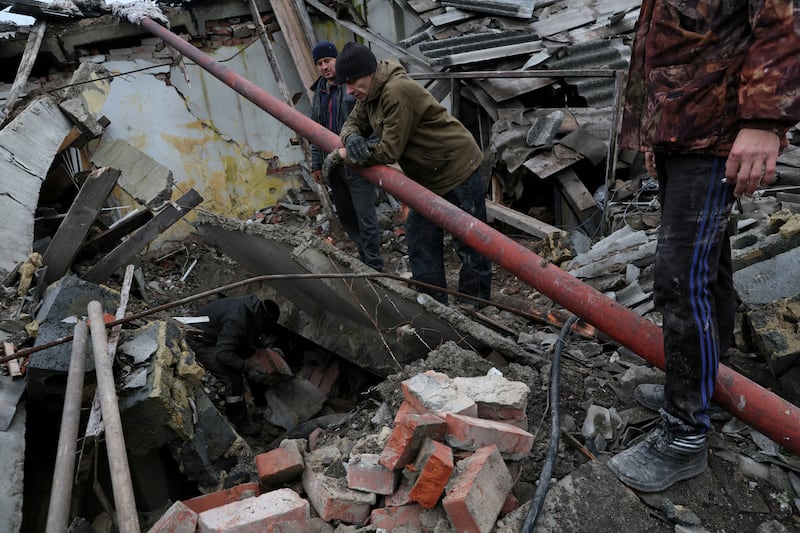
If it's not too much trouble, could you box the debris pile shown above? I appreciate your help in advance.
[146,361,533,532]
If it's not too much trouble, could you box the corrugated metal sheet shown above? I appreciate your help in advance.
[441,0,535,19]
[543,39,629,107]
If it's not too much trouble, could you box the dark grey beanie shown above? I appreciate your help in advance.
[312,41,338,62]
[335,42,377,83]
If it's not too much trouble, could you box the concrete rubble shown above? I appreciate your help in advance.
[0,0,798,532]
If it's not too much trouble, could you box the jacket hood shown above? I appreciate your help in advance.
[365,61,406,103]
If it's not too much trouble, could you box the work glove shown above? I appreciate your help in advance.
[311,169,323,184]
[322,148,344,179]
[345,134,372,166]
[244,357,271,385]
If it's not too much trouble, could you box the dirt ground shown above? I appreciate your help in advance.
[100,204,800,532]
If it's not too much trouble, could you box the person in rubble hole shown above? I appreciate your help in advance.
[185,294,282,436]
[323,41,492,308]
[308,40,384,272]
[607,0,800,493]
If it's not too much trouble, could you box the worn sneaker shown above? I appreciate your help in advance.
[607,424,708,492]
[633,383,731,421]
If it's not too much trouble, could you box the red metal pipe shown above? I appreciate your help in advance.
[139,17,800,454]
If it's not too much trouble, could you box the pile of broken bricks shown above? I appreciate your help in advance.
[147,369,533,532]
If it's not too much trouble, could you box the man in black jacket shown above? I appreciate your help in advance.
[187,294,281,435]
[309,40,383,271]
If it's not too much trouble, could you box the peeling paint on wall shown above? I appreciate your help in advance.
[93,43,309,251]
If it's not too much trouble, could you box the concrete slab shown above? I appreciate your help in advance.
[734,247,800,305]
[0,397,25,533]
[28,276,119,400]
[0,96,73,275]
[197,214,534,377]
[91,138,174,209]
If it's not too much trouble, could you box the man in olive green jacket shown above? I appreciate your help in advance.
[327,42,491,306]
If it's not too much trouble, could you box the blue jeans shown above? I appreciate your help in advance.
[405,168,492,304]
[328,167,384,271]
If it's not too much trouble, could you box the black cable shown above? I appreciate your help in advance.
[521,314,579,532]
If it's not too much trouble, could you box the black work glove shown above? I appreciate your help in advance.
[322,149,344,180]
[244,357,271,385]
[345,135,372,166]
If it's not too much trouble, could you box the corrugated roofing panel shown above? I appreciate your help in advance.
[441,0,535,19]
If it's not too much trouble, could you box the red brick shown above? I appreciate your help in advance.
[197,488,309,533]
[442,446,513,533]
[183,482,259,515]
[147,500,197,533]
[401,371,477,417]
[445,412,534,457]
[453,375,530,422]
[500,491,520,516]
[317,361,340,395]
[379,412,446,471]
[347,453,398,495]
[302,467,375,525]
[393,400,422,423]
[408,439,454,509]
[267,517,333,533]
[370,504,425,530]
[308,427,323,451]
[250,347,292,378]
[256,443,304,486]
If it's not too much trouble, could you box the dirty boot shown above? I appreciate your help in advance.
[634,383,731,421]
[607,423,707,492]
[224,401,261,436]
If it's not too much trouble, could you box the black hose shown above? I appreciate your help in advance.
[521,314,579,532]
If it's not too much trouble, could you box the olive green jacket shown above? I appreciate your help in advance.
[340,60,482,195]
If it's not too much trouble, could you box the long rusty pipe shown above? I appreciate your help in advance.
[139,17,799,455]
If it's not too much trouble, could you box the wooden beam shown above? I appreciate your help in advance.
[271,0,317,100]
[304,0,432,72]
[77,207,154,260]
[246,0,341,236]
[41,167,121,285]
[486,199,560,239]
[3,343,22,378]
[247,0,292,106]
[82,189,203,283]
[3,20,47,117]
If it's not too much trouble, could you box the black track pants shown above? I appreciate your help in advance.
[654,153,735,433]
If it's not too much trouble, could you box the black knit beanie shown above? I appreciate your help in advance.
[312,41,337,62]
[336,42,377,84]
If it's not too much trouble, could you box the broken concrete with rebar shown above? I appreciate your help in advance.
[1,1,800,532]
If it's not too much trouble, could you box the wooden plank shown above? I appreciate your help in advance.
[3,343,21,378]
[2,20,47,117]
[271,0,316,100]
[85,265,134,438]
[305,0,432,72]
[556,169,600,235]
[41,167,120,285]
[82,189,203,283]
[247,0,340,236]
[78,207,154,260]
[523,144,583,179]
[557,168,596,212]
[486,199,560,239]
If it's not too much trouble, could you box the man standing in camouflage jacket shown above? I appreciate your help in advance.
[608,0,800,492]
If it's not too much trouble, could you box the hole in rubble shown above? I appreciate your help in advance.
[20,324,382,531]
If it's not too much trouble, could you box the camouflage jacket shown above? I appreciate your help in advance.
[620,0,800,156]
